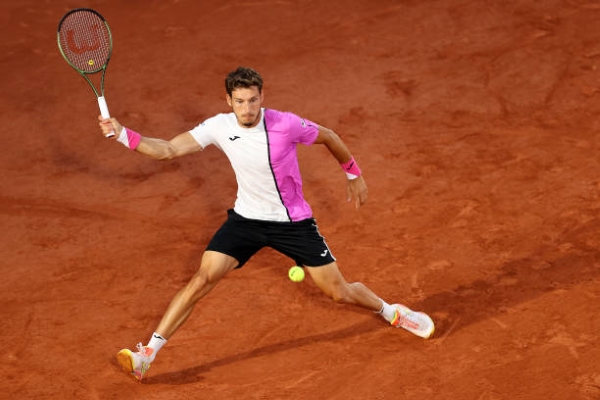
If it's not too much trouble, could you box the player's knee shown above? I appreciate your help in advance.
[328,282,351,303]
[187,272,209,292]
[192,262,232,291]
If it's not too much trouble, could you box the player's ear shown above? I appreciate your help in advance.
[226,94,232,107]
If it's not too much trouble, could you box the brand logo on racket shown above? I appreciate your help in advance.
[67,26,102,54]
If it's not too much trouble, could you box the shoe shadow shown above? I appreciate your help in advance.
[414,233,600,337]
[145,318,380,385]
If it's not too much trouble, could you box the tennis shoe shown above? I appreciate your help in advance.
[391,304,435,339]
[116,342,153,381]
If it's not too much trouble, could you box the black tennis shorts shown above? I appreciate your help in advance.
[206,209,336,268]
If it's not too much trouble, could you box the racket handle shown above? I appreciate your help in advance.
[97,96,115,138]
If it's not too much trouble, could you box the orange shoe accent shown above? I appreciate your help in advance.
[116,344,153,382]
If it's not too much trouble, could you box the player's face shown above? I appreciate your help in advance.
[227,86,264,128]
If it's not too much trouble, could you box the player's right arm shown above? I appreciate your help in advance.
[98,116,202,159]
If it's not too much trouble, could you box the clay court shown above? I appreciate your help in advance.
[2,0,600,398]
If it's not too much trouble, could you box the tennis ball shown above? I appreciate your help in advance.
[88,59,94,66]
[288,266,305,282]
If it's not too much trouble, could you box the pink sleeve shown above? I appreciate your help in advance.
[293,115,319,145]
[264,109,319,145]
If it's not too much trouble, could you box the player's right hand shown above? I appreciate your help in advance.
[98,115,123,138]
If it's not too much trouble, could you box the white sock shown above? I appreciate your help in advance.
[377,300,397,323]
[146,332,167,362]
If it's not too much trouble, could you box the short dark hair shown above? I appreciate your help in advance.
[225,67,263,96]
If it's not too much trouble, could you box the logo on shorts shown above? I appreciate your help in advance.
[321,249,329,257]
[229,135,241,141]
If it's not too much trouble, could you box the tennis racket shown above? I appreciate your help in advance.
[57,8,115,137]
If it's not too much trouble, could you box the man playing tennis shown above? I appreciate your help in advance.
[99,67,435,382]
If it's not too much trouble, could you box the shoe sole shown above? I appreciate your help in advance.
[420,315,435,339]
[116,349,143,382]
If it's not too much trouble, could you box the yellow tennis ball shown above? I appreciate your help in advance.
[88,59,94,66]
[288,266,305,282]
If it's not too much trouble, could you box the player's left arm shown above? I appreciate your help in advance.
[313,125,367,209]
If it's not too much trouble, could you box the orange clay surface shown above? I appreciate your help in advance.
[2,1,600,399]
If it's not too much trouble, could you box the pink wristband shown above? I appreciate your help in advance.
[117,127,142,150]
[125,127,141,150]
[340,157,362,179]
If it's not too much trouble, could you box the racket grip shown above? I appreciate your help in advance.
[97,96,115,138]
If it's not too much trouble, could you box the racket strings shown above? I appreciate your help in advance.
[58,10,111,73]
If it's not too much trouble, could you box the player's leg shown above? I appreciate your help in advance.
[116,250,238,381]
[305,261,382,310]
[155,250,239,339]
[306,262,435,339]
[116,210,264,381]
[267,220,383,312]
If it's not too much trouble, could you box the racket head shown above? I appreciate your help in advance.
[57,8,112,74]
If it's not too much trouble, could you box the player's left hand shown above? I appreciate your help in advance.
[347,176,367,209]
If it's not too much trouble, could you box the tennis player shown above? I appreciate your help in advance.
[99,67,435,381]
